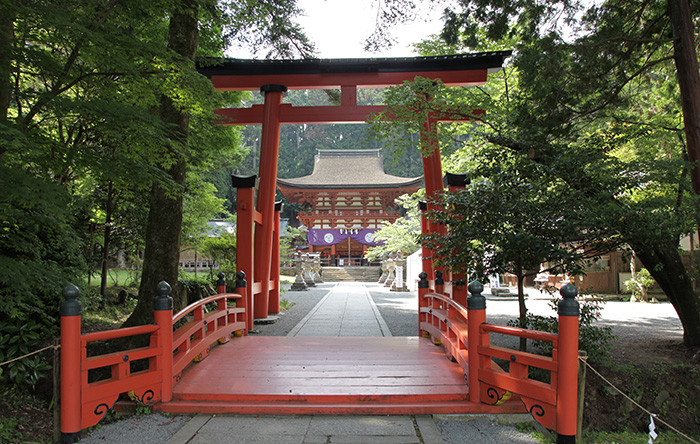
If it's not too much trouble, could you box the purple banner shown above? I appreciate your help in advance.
[307,228,383,247]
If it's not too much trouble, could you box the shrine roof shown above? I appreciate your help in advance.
[198,52,510,77]
[277,149,422,190]
[196,52,511,90]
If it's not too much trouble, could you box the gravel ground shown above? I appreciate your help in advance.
[435,418,540,444]
[366,283,418,337]
[78,413,189,444]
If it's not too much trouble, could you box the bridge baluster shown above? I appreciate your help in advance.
[467,280,486,403]
[556,284,580,444]
[235,271,248,334]
[154,281,174,403]
[60,284,82,444]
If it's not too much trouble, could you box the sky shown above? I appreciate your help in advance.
[263,0,448,59]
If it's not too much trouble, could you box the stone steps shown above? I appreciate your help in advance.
[321,266,381,282]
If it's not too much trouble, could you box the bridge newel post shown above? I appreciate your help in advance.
[216,272,226,294]
[556,284,580,444]
[235,271,249,334]
[417,272,429,337]
[467,280,486,403]
[60,284,82,444]
[154,281,174,403]
[216,272,227,311]
[434,270,444,296]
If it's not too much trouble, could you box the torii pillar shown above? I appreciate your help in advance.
[420,111,444,284]
[253,84,286,319]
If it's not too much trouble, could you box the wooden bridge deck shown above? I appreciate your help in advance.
[159,336,525,415]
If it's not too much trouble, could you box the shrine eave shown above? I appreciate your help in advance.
[277,179,423,191]
[196,51,511,90]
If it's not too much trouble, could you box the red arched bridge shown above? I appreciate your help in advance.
[60,52,580,444]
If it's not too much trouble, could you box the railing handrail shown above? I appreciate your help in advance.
[172,292,242,323]
[480,323,559,344]
[423,291,469,320]
[81,324,159,344]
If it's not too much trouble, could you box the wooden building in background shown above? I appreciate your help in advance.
[277,149,421,265]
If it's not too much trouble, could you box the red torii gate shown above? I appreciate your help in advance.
[197,52,511,323]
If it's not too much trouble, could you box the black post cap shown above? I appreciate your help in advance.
[260,84,288,93]
[60,284,82,317]
[419,200,428,211]
[418,271,429,289]
[444,172,469,187]
[275,201,283,212]
[467,280,486,310]
[231,174,257,188]
[558,283,580,316]
[435,270,444,285]
[217,272,226,287]
[235,270,247,288]
[154,281,173,311]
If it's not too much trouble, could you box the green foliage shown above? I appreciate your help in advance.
[508,291,615,363]
[0,167,84,387]
[280,225,307,264]
[280,298,295,311]
[0,417,25,443]
[135,405,152,416]
[364,191,424,261]
[581,430,700,444]
[624,268,656,302]
[0,324,53,388]
[197,220,237,278]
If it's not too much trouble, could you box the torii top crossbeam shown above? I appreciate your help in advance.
[198,52,511,90]
[197,52,511,125]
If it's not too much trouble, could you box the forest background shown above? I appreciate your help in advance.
[2,1,700,441]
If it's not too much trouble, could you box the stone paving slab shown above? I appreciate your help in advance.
[166,414,435,444]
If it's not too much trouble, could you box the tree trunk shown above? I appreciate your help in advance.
[100,181,114,296]
[668,0,700,194]
[122,0,199,327]
[632,238,700,346]
[0,1,15,162]
[517,272,528,352]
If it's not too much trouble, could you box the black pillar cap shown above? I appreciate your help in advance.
[60,284,82,317]
[444,172,469,187]
[435,270,444,285]
[235,270,247,288]
[260,84,288,93]
[418,271,429,289]
[275,201,283,212]
[467,280,486,310]
[419,200,428,211]
[558,283,580,316]
[154,281,173,311]
[231,174,257,188]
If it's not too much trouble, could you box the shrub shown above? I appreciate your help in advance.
[509,290,614,363]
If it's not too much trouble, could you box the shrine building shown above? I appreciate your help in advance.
[277,149,421,265]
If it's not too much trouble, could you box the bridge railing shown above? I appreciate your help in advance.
[59,273,246,443]
[418,272,580,443]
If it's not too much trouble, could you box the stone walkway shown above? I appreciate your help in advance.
[287,282,392,337]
